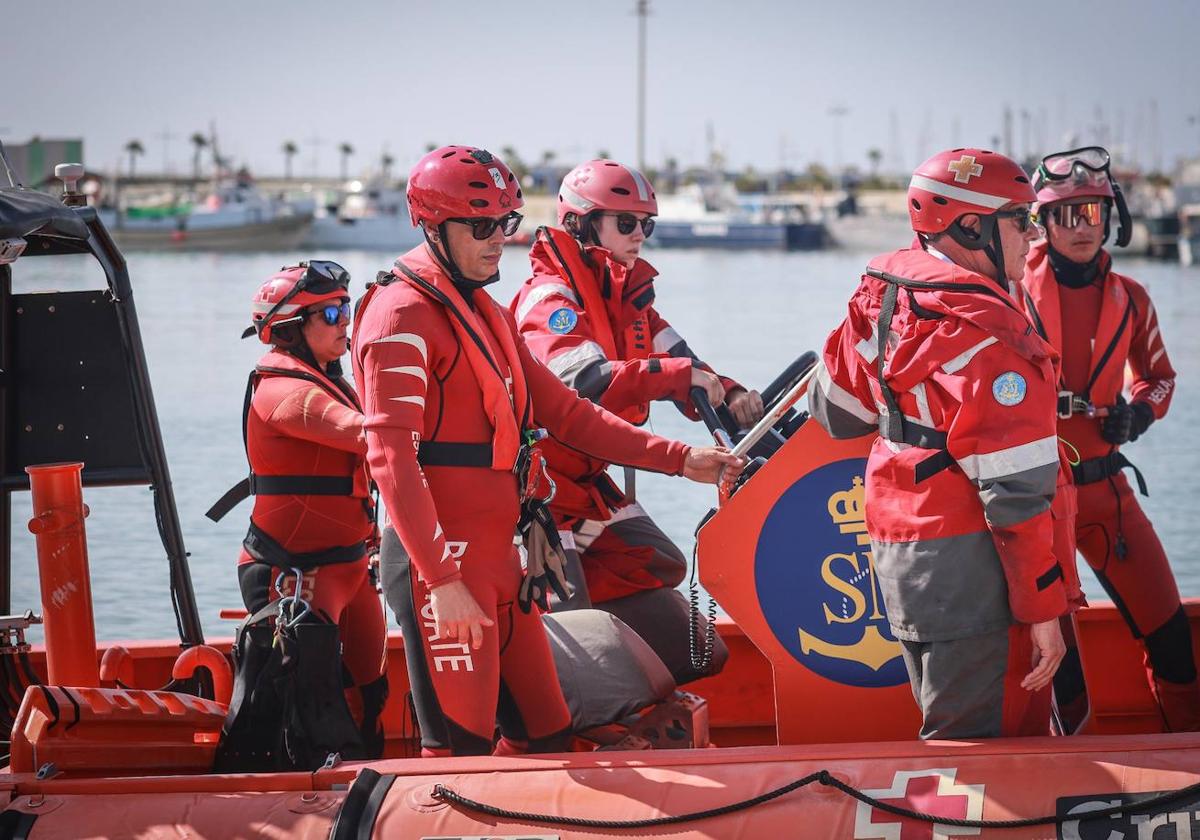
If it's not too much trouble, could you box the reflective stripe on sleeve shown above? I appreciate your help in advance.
[547,340,607,378]
[957,434,1058,482]
[515,282,579,322]
[652,325,684,354]
[941,336,999,374]
[815,363,877,424]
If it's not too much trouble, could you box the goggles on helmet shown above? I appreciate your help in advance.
[1036,146,1110,183]
[249,260,351,339]
[448,211,523,241]
[600,212,656,237]
[1044,201,1109,230]
[306,300,351,326]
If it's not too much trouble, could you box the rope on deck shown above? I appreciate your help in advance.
[432,770,1200,831]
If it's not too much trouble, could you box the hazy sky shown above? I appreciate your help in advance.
[6,0,1199,179]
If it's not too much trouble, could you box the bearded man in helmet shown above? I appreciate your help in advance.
[509,159,763,684]
[808,148,1084,739]
[351,146,744,757]
[1019,146,1200,731]
[209,261,388,757]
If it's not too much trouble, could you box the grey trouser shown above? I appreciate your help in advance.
[899,629,1010,739]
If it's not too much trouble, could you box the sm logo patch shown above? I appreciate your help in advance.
[754,459,906,688]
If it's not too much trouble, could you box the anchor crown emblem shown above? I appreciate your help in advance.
[828,477,870,546]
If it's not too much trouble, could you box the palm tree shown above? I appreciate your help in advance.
[125,140,145,178]
[867,148,883,176]
[189,132,208,183]
[501,145,528,183]
[380,151,395,183]
[282,140,298,181]
[338,142,355,181]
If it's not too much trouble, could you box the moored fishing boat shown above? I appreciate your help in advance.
[2,162,1200,839]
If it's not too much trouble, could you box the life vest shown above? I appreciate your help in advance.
[1019,242,1162,491]
[530,226,658,426]
[207,349,373,570]
[357,249,557,528]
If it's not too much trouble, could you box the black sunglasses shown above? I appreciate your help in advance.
[305,301,351,326]
[448,211,523,240]
[993,208,1036,234]
[601,212,656,237]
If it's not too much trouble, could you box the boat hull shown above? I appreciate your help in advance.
[651,220,829,250]
[102,213,313,252]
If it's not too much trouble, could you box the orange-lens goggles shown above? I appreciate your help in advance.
[1048,201,1108,228]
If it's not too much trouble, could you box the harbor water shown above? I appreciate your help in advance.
[8,246,1200,641]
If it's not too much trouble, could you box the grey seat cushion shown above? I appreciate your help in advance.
[543,609,675,731]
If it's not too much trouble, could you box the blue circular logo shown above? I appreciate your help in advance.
[992,371,1027,406]
[755,458,906,688]
[548,307,578,335]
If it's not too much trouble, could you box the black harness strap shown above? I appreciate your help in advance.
[416,441,493,468]
[242,521,365,571]
[1072,451,1149,496]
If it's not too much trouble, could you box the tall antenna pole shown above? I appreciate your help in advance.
[635,0,649,170]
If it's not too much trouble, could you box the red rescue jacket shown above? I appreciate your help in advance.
[512,226,737,522]
[1019,241,1176,464]
[810,246,1082,642]
[236,349,374,565]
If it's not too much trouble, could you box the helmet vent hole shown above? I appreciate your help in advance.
[459,158,476,164]
[911,199,922,211]
[611,187,631,196]
[980,149,994,155]
[469,199,489,208]
[507,173,515,183]
[603,162,619,167]
[951,147,965,153]
[440,151,456,159]
[1014,176,1029,183]
[468,181,489,189]
[932,196,948,206]
[516,188,523,199]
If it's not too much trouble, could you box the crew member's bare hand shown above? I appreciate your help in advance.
[683,446,747,485]
[1021,618,1066,691]
[429,579,494,650]
[726,387,765,428]
[690,368,725,407]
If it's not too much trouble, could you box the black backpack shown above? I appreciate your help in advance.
[212,601,366,772]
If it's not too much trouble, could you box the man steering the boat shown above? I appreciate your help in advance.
[509,159,760,684]
[809,148,1084,739]
[352,145,744,757]
[1020,146,1200,730]
[212,261,389,757]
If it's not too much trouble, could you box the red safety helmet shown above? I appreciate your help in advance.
[908,148,1036,234]
[247,260,350,345]
[406,145,524,227]
[557,159,658,226]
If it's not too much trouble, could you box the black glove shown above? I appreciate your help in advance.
[1101,397,1154,445]
[1128,400,1155,442]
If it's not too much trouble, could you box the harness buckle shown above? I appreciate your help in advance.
[1057,391,1092,419]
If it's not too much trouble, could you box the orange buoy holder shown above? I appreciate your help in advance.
[25,462,99,688]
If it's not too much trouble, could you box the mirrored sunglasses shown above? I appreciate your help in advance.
[306,301,351,326]
[1047,201,1108,229]
[449,211,523,240]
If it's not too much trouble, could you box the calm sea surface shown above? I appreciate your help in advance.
[9,245,1200,641]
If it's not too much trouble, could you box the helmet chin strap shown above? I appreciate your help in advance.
[423,224,500,292]
[946,215,1008,291]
